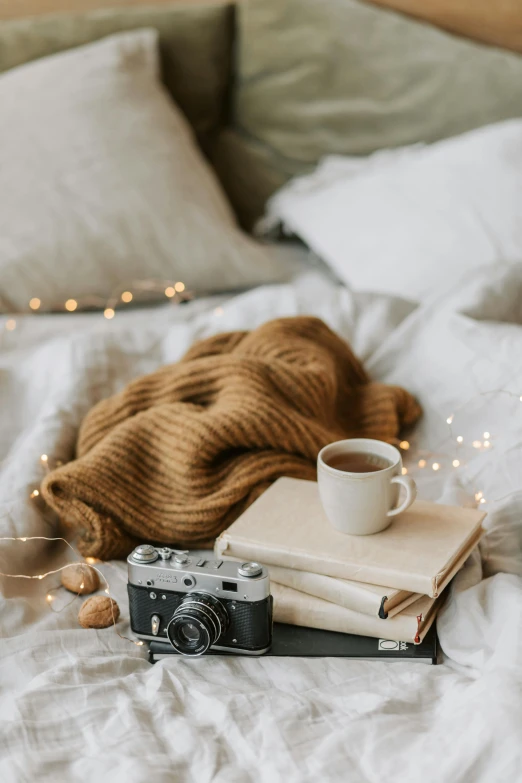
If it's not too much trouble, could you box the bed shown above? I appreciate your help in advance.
[1,1,522,781]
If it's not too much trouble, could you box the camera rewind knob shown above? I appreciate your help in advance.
[238,562,263,578]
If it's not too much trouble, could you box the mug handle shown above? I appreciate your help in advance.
[387,475,417,517]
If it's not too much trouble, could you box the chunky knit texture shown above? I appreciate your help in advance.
[41,317,421,560]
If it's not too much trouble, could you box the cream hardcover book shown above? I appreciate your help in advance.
[272,583,441,644]
[215,478,485,597]
[267,565,420,618]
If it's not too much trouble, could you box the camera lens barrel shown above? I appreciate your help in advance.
[167,592,228,656]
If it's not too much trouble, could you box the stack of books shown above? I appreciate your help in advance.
[215,478,485,646]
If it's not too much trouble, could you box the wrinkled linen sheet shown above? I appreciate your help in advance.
[1,265,522,782]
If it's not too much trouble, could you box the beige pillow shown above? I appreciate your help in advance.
[0,29,299,313]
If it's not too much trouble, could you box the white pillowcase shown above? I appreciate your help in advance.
[262,120,522,302]
[0,30,300,313]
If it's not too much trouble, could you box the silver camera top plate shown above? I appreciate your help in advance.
[127,547,270,603]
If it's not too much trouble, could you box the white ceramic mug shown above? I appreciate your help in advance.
[317,438,417,535]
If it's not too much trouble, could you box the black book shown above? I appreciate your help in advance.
[148,623,439,664]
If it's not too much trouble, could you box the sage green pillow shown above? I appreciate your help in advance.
[0,2,233,148]
[223,0,522,227]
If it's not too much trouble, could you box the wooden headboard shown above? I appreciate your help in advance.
[1,0,522,54]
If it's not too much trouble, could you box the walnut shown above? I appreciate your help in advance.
[61,563,100,594]
[78,596,120,629]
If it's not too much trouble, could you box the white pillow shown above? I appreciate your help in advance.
[262,121,522,302]
[0,30,299,313]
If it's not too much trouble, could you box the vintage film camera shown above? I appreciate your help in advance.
[127,545,273,656]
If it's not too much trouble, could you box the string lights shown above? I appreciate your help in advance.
[2,278,191,330]
[0,536,144,648]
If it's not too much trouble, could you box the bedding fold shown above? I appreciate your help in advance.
[41,316,420,559]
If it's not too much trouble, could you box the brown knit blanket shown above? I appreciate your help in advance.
[41,317,421,560]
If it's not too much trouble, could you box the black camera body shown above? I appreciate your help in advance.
[127,545,272,656]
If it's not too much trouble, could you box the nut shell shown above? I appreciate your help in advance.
[61,563,100,595]
[78,596,120,629]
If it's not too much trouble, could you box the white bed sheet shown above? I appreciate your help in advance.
[1,266,522,782]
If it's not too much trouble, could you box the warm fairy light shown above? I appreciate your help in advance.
[480,498,486,504]
[456,436,464,444]
[401,467,408,475]
[121,291,133,303]
[446,415,454,424]
[165,286,175,298]
[475,491,483,501]
[85,557,100,565]
[29,298,41,310]
[0,535,145,649]
[483,432,490,439]
[6,319,16,331]
[483,440,491,448]
[452,459,460,467]
[174,281,185,293]
[30,489,39,498]
[65,299,77,312]
[80,583,85,590]
[432,462,440,471]
[399,441,410,450]
[418,459,426,468]
[104,308,115,320]
[214,307,224,316]
[472,440,481,449]
[40,454,48,463]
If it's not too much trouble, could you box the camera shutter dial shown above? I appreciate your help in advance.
[132,544,158,563]
[238,562,263,578]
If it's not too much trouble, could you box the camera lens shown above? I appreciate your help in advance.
[167,592,228,657]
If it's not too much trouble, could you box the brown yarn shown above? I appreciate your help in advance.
[41,317,421,560]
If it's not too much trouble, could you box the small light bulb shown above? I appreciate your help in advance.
[418,459,426,468]
[46,594,53,603]
[432,462,440,471]
[479,498,486,504]
[446,415,454,424]
[105,588,110,594]
[30,489,39,498]
[29,298,41,310]
[6,319,16,331]
[65,299,77,312]
[452,459,460,467]
[136,640,145,646]
[214,307,224,316]
[472,440,481,449]
[399,441,410,450]
[79,583,85,590]
[38,575,44,580]
[19,537,27,542]
[174,281,185,293]
[456,436,464,444]
[104,308,115,320]
[121,291,133,303]
[401,467,408,475]
[41,454,48,463]
[165,286,175,298]
[85,557,99,565]
[475,491,483,501]
[483,440,491,448]
[483,432,490,440]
